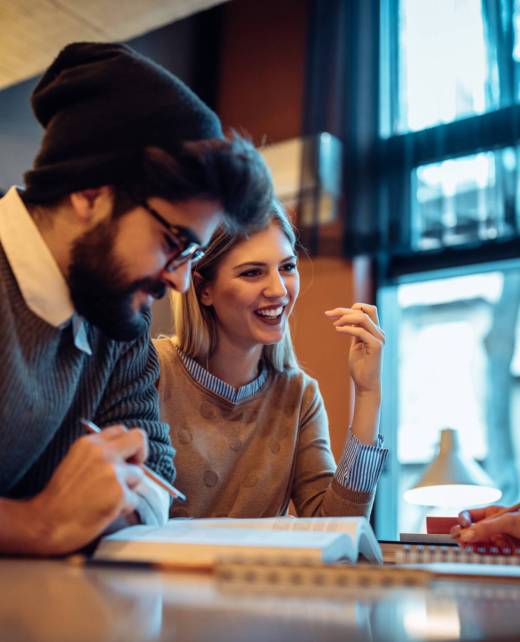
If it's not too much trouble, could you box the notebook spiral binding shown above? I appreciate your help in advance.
[395,544,520,566]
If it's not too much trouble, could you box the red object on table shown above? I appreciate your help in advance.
[426,516,460,534]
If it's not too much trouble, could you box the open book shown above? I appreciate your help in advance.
[93,516,382,569]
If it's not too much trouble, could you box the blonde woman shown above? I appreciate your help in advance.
[154,203,387,518]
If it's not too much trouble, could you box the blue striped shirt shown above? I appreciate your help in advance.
[334,428,387,493]
[177,349,268,403]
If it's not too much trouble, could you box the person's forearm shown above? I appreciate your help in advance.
[0,496,53,555]
[351,389,381,444]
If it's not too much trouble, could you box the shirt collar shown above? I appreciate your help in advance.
[177,346,268,404]
[0,187,92,355]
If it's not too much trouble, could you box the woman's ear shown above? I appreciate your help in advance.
[194,272,213,306]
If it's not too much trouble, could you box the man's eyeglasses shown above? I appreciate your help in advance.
[138,201,205,272]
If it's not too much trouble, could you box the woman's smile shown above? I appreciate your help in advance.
[254,304,286,324]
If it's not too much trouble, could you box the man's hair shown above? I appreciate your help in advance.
[28,133,274,233]
[172,200,299,373]
[113,134,274,231]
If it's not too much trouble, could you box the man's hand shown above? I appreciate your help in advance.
[450,504,520,549]
[26,425,148,555]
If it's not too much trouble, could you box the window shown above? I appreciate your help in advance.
[378,0,520,255]
[390,0,499,135]
[377,263,520,537]
[374,0,520,538]
[413,149,519,250]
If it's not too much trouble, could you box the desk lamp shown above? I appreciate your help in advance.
[404,428,502,507]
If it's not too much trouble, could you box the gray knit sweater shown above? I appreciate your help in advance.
[0,245,175,499]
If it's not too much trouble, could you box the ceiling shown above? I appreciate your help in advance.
[0,0,228,90]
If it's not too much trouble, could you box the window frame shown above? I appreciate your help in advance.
[377,0,520,279]
[358,0,520,537]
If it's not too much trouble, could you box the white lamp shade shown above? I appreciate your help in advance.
[404,428,502,507]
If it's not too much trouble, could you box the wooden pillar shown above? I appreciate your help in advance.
[217,0,374,460]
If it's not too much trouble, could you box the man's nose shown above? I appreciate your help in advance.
[162,261,192,293]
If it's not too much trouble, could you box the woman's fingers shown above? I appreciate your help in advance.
[325,307,385,343]
[352,302,380,325]
[334,324,384,350]
[326,303,380,324]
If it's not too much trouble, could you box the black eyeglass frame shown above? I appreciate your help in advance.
[137,200,205,272]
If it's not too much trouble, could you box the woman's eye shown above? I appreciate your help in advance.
[281,262,297,273]
[239,268,262,278]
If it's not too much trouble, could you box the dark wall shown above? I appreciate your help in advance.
[128,8,221,109]
[0,7,221,193]
[217,0,309,143]
[0,76,41,192]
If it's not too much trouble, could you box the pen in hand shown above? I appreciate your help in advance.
[459,510,473,528]
[451,503,520,543]
[80,419,187,502]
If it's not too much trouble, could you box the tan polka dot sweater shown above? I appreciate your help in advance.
[155,338,382,519]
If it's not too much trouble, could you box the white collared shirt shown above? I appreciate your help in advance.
[0,186,91,354]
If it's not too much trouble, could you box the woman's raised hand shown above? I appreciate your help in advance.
[325,303,385,394]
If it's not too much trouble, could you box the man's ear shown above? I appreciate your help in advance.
[194,272,213,306]
[69,186,114,223]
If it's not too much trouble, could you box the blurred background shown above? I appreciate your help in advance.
[2,0,520,539]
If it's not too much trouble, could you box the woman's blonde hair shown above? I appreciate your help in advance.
[172,200,299,372]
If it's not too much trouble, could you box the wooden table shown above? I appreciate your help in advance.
[1,558,520,642]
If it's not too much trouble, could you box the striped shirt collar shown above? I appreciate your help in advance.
[0,187,92,355]
[177,346,268,404]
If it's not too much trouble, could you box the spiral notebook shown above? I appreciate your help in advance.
[377,541,520,583]
[394,542,520,565]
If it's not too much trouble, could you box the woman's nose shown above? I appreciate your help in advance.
[264,270,287,297]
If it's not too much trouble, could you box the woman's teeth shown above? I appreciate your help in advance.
[256,306,283,317]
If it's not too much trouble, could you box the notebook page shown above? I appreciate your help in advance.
[171,517,382,563]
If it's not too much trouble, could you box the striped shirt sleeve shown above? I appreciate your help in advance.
[334,428,388,493]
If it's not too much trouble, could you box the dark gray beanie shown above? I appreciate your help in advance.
[24,42,223,202]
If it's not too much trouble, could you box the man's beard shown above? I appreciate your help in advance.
[68,219,166,342]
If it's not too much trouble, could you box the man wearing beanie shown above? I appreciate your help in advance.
[0,42,273,556]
